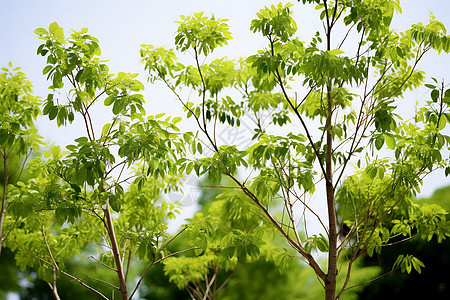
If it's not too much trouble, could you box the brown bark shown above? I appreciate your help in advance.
[323,1,338,298]
[324,88,337,300]
[104,202,128,300]
[48,267,62,300]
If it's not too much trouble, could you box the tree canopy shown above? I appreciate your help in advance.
[1,1,450,300]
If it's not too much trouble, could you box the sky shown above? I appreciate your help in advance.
[1,0,450,201]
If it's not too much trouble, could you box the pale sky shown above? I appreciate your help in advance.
[1,0,450,198]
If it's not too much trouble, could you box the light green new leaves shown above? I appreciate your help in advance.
[36,23,109,126]
[251,3,297,42]
[200,58,235,96]
[0,64,43,153]
[304,234,329,254]
[175,12,232,56]
[164,255,215,289]
[393,254,425,274]
[104,72,145,116]
[36,22,103,92]
[193,145,248,182]
[412,204,450,242]
[411,16,450,54]
[141,45,182,83]
[301,50,366,86]
[342,0,402,39]
[35,22,65,43]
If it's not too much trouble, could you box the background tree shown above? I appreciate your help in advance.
[0,64,41,295]
[357,185,450,299]
[4,23,194,300]
[162,177,380,300]
[0,63,42,255]
[141,1,450,299]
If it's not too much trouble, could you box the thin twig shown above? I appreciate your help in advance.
[89,255,118,272]
[341,266,401,292]
[128,247,199,299]
[82,275,119,290]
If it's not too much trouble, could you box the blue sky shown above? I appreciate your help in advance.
[1,0,450,197]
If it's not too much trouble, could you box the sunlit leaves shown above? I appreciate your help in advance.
[0,64,42,153]
[3,23,193,291]
[140,45,182,82]
[413,204,450,242]
[300,50,366,86]
[411,17,450,54]
[393,254,425,274]
[201,58,235,96]
[193,145,248,182]
[251,3,297,42]
[304,234,329,254]
[36,22,104,94]
[175,12,232,56]
[164,254,216,289]
[342,0,402,40]
[247,91,283,112]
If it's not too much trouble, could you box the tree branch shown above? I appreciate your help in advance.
[128,247,199,299]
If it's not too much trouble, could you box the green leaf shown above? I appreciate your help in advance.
[396,46,404,58]
[375,134,385,150]
[52,70,63,89]
[109,195,121,212]
[328,49,344,55]
[34,28,48,36]
[438,116,446,130]
[186,162,194,174]
[431,89,439,102]
[411,257,425,274]
[48,22,59,34]
[74,136,88,143]
[102,123,111,136]
[384,133,396,150]
[104,96,115,106]
[42,65,53,75]
[112,98,125,115]
[48,106,58,120]
[138,241,147,260]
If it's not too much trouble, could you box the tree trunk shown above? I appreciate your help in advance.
[0,150,10,256]
[325,81,337,299]
[48,266,62,300]
[325,176,337,300]
[104,202,128,300]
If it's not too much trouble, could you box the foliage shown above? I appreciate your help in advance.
[0,63,42,255]
[358,185,450,299]
[0,63,42,155]
[162,177,381,300]
[3,22,195,300]
[141,1,450,299]
[2,1,450,299]
[162,178,271,299]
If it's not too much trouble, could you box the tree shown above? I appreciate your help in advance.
[3,1,450,300]
[140,1,450,299]
[4,22,195,300]
[358,185,450,299]
[0,63,42,255]
[162,177,380,300]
